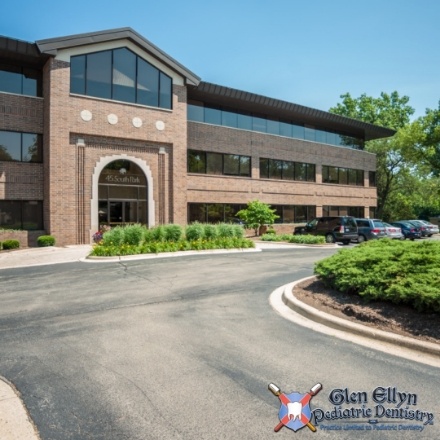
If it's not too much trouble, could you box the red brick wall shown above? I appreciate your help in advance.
[187,122,377,214]
[42,58,188,245]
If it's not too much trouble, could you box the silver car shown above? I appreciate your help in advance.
[382,222,404,240]
[417,220,439,235]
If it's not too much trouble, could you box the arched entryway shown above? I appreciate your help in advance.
[98,159,147,227]
[91,155,155,234]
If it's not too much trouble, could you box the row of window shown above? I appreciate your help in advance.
[322,166,364,186]
[187,203,317,224]
[188,150,251,177]
[260,158,315,182]
[70,48,172,109]
[0,200,43,230]
[0,131,42,162]
[188,103,364,150]
[0,64,41,97]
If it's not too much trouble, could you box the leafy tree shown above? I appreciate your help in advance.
[419,102,440,176]
[329,92,417,219]
[236,200,279,236]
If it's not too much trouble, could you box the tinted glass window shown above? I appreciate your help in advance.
[269,160,282,179]
[0,200,43,230]
[282,161,294,180]
[222,110,238,128]
[295,162,307,181]
[304,127,315,141]
[237,112,252,130]
[22,68,38,96]
[188,150,206,173]
[224,154,240,175]
[345,217,357,228]
[22,133,42,162]
[307,164,316,182]
[0,131,21,161]
[339,168,348,185]
[159,72,172,109]
[207,152,223,175]
[87,51,112,99]
[205,107,222,125]
[113,48,136,103]
[252,116,267,133]
[188,104,204,122]
[280,121,292,137]
[137,59,159,107]
[70,55,86,94]
[260,158,269,178]
[0,68,21,94]
[267,119,280,135]
[240,156,251,177]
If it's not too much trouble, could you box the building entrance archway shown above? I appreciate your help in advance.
[97,159,148,227]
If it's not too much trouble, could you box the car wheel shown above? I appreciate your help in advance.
[325,234,335,243]
[357,235,366,243]
[342,240,350,245]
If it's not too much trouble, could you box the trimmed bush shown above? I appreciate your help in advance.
[122,224,145,246]
[203,224,218,240]
[37,235,55,247]
[315,239,440,312]
[216,223,235,238]
[101,226,125,246]
[185,223,204,241]
[2,239,20,250]
[289,235,326,244]
[151,225,167,242]
[164,224,184,241]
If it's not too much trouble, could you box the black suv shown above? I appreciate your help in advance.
[293,216,358,244]
[354,218,387,242]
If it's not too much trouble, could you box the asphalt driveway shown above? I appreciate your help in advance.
[0,248,438,439]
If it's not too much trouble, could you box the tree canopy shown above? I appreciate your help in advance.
[329,93,440,221]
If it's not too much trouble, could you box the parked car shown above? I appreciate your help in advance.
[294,216,358,245]
[403,220,432,237]
[416,220,439,235]
[382,222,404,240]
[390,221,422,240]
[354,218,387,242]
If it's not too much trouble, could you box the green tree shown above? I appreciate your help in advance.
[329,92,417,219]
[236,200,279,236]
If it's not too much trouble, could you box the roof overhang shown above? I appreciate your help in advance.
[0,36,49,68]
[188,82,396,141]
[36,27,201,86]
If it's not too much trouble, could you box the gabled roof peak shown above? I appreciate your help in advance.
[36,27,200,86]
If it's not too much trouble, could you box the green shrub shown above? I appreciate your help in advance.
[37,235,55,247]
[314,239,440,312]
[185,223,205,241]
[101,226,125,246]
[203,224,218,239]
[261,233,293,242]
[266,228,276,234]
[150,225,167,242]
[216,223,235,238]
[122,224,145,246]
[2,239,20,250]
[164,224,184,241]
[232,224,244,238]
[289,235,325,244]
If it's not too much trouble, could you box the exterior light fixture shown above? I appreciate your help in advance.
[76,138,85,147]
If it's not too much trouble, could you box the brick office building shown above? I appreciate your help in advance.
[0,28,395,246]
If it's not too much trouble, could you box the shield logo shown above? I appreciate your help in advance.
[278,392,312,432]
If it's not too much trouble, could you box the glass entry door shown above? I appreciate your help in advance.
[98,160,148,227]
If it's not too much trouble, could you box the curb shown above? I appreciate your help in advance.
[0,377,40,440]
[282,276,440,357]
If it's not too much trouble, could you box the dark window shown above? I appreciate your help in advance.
[0,131,42,162]
[322,166,339,184]
[137,58,159,107]
[295,162,307,181]
[338,168,348,185]
[307,164,316,182]
[113,48,136,103]
[357,169,364,186]
[159,72,172,109]
[188,150,206,173]
[282,161,295,180]
[70,48,172,109]
[348,168,358,186]
[207,152,223,175]
[269,159,283,179]
[70,56,86,95]
[0,200,43,230]
[0,64,40,97]
[260,158,269,178]
[224,154,240,175]
[369,171,376,187]
[188,150,250,177]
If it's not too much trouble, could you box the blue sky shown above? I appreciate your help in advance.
[2,0,439,119]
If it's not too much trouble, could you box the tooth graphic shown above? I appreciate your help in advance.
[287,402,302,421]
